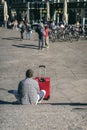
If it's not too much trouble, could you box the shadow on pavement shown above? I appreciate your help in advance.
[2,37,21,41]
[0,100,87,106]
[0,88,87,106]
[12,44,38,49]
[0,88,8,91]
[0,100,19,105]
[50,102,87,106]
[0,88,19,105]
[37,102,87,107]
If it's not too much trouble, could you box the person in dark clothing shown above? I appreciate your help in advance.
[19,21,25,39]
[36,23,45,50]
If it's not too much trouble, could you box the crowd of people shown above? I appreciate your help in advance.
[3,19,87,50]
[7,19,51,50]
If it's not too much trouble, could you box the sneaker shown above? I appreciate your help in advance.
[47,46,49,48]
[46,45,49,48]
[38,96,44,103]
[38,90,46,103]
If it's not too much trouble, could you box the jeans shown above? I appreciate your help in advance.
[39,37,45,49]
[26,32,30,40]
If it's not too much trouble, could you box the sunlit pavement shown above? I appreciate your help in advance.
[0,28,87,130]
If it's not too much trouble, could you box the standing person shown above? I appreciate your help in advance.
[36,23,45,50]
[13,20,18,30]
[13,69,46,105]
[25,22,31,40]
[19,21,25,39]
[50,20,55,30]
[45,25,49,49]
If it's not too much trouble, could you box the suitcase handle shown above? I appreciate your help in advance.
[39,65,46,68]
[38,65,46,81]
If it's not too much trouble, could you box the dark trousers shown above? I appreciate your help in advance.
[39,37,45,49]
[20,31,24,39]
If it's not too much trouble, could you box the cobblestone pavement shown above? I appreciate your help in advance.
[0,28,87,130]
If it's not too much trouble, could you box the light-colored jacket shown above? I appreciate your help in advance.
[18,78,40,104]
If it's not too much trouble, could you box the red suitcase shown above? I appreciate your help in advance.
[35,65,50,100]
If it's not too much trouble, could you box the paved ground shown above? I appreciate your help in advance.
[0,27,87,130]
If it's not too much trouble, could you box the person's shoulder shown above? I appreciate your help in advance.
[31,78,39,84]
[30,78,37,82]
[19,78,26,83]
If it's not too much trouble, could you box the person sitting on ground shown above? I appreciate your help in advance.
[14,69,46,105]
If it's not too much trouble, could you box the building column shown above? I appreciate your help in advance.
[2,0,9,28]
[47,2,50,21]
[27,2,30,22]
[63,0,68,24]
[40,8,42,21]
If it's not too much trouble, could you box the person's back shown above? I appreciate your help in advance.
[18,78,39,105]
[15,69,46,105]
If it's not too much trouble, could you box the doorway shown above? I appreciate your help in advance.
[68,9,76,24]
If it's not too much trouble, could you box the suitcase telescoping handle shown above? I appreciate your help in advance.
[39,65,46,82]
[39,65,46,68]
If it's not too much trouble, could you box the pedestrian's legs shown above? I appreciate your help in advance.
[45,37,49,48]
[41,37,45,49]
[21,32,23,39]
[38,39,41,49]
[26,32,30,40]
[26,32,28,39]
[29,32,30,39]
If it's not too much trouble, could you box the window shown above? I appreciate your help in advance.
[69,0,85,1]
[59,0,64,3]
[79,0,84,1]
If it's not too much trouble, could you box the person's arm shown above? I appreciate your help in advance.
[35,81,40,94]
[18,81,22,95]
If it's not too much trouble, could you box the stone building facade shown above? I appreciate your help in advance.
[0,0,87,25]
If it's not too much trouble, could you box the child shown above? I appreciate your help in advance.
[45,25,49,48]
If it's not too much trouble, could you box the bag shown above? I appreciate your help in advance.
[41,28,46,36]
[20,25,25,33]
[35,65,50,100]
[25,24,30,31]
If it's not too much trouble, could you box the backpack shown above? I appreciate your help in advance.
[26,25,31,32]
[19,24,25,32]
[41,28,46,36]
[21,26,25,32]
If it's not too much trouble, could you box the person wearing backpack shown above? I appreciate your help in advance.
[37,23,45,50]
